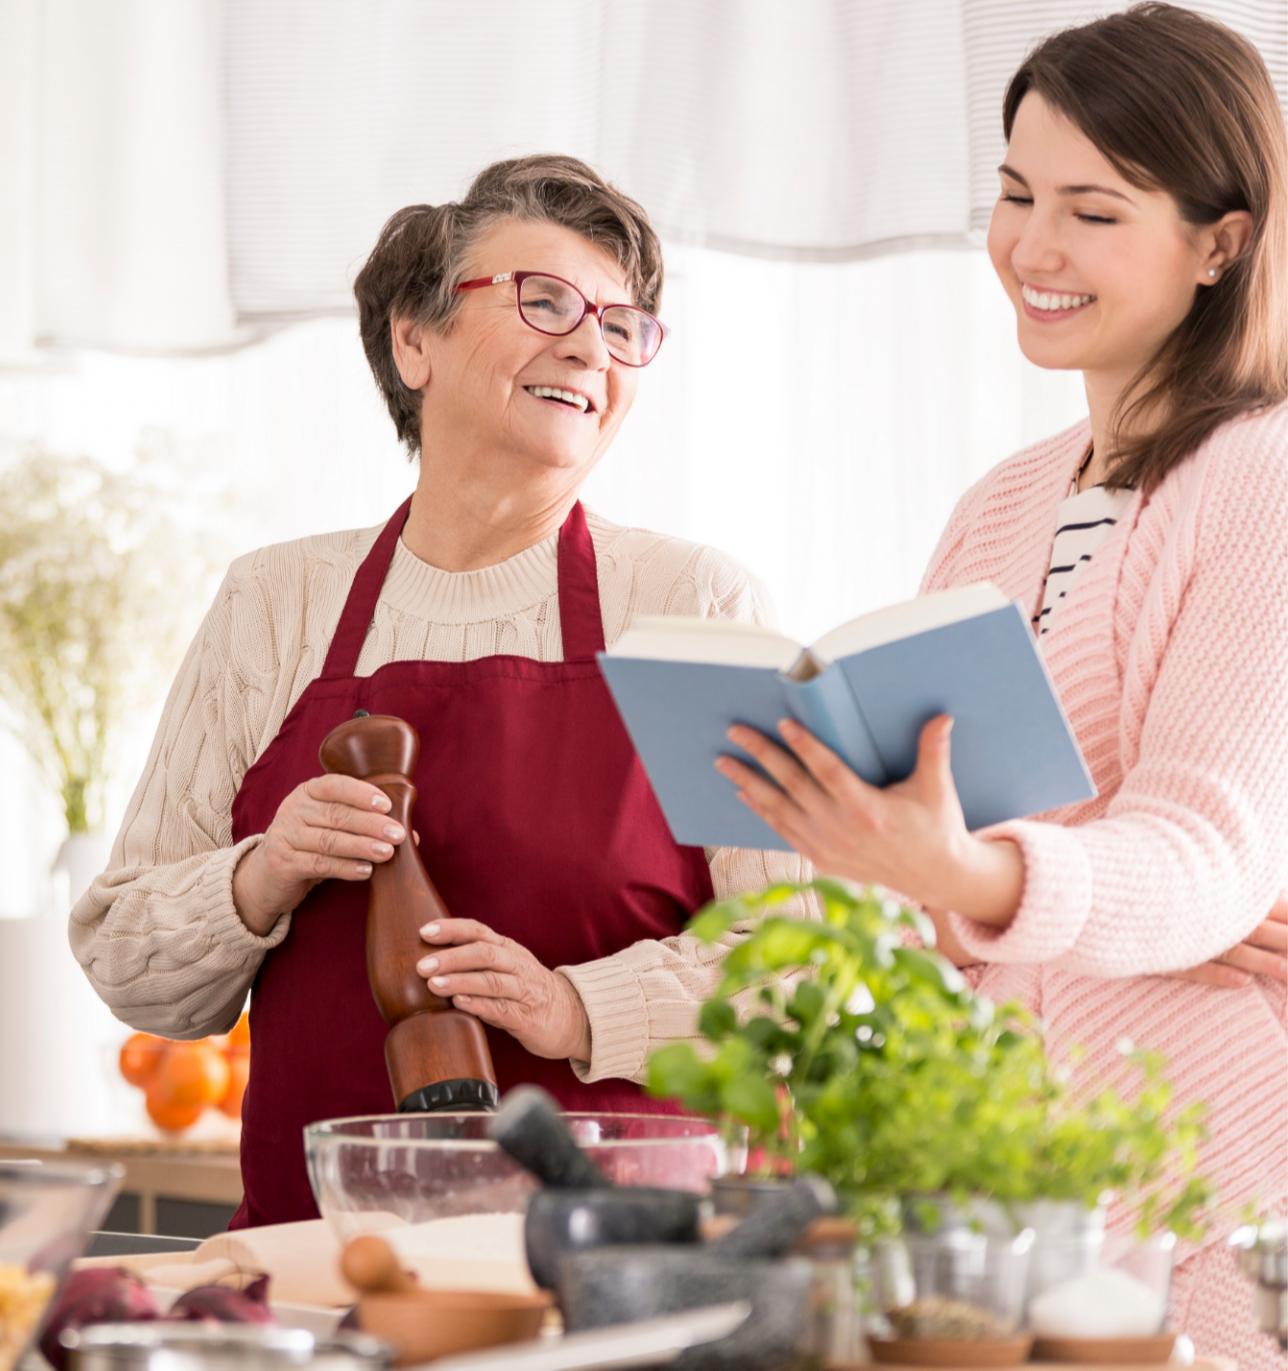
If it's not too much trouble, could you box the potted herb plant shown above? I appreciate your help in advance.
[647,880,1210,1354]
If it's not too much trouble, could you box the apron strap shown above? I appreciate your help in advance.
[321,496,605,677]
[320,495,413,680]
[557,502,607,661]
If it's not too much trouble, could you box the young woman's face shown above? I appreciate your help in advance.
[987,92,1213,391]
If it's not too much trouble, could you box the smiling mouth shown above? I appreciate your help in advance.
[524,385,594,414]
[1021,284,1095,313]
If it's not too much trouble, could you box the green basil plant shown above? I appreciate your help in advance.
[646,879,1211,1241]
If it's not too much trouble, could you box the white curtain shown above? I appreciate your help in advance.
[223,0,1286,319]
[2,0,1282,355]
[0,0,235,360]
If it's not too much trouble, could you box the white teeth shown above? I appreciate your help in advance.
[526,385,589,412]
[1022,285,1094,312]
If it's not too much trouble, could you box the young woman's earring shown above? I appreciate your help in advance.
[1208,268,1217,278]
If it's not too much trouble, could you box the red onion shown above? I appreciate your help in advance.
[163,1274,276,1325]
[40,1268,160,1371]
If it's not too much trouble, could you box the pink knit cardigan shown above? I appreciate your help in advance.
[921,404,1288,1365]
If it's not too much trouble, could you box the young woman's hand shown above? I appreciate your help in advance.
[1165,894,1288,989]
[232,775,402,936]
[715,716,1023,926]
[415,918,592,1062]
[719,721,1288,988]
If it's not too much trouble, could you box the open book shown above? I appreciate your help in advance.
[598,583,1094,852]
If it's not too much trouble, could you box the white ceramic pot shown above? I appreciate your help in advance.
[51,833,114,919]
[0,831,136,1139]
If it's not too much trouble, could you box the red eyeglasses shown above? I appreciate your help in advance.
[454,271,668,367]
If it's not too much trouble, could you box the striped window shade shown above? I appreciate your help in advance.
[3,1,1283,355]
[222,0,1288,325]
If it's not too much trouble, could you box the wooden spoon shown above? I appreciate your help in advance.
[340,1233,551,1367]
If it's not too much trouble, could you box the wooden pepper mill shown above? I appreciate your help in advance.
[319,712,498,1113]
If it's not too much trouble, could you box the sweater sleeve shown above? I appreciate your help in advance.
[948,418,1288,975]
[68,561,291,1038]
[559,847,814,1084]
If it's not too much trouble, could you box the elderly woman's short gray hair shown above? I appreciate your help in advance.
[354,154,664,456]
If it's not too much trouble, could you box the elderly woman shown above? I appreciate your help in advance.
[72,155,807,1227]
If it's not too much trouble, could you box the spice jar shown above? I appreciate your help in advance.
[797,1217,867,1366]
[1230,1217,1287,1351]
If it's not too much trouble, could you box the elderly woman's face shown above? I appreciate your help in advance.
[419,218,641,475]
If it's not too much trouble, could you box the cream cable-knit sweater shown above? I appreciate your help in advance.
[925,406,1288,1368]
[70,508,809,1085]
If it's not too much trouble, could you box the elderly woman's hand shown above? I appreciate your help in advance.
[416,919,592,1062]
[232,776,402,936]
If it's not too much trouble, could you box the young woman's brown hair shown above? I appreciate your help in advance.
[1003,2,1288,491]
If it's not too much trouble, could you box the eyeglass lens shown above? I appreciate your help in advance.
[517,275,662,367]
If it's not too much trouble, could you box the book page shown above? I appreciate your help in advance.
[810,582,1008,664]
[607,617,804,671]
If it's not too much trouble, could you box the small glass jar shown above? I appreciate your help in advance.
[1229,1217,1287,1351]
[797,1219,867,1366]
[871,1228,1034,1343]
[1027,1230,1175,1339]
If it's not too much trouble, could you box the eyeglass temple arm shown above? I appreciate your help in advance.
[455,274,513,292]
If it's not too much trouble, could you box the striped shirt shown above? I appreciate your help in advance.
[1037,482,1134,637]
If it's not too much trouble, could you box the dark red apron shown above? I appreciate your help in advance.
[227,498,714,1227]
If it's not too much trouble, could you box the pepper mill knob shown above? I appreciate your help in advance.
[320,713,498,1113]
[320,714,419,781]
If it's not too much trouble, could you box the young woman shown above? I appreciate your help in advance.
[717,6,1287,1364]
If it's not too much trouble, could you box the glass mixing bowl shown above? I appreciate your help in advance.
[0,1159,123,1371]
[305,1113,729,1260]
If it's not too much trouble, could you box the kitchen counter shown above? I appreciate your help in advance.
[0,1140,242,1237]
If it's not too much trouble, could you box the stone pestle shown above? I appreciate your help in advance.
[489,1086,703,1291]
[488,1086,611,1189]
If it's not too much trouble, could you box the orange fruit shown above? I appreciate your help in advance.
[227,1012,250,1052]
[119,1033,167,1088]
[145,1079,205,1133]
[154,1041,231,1111]
[219,1053,250,1119]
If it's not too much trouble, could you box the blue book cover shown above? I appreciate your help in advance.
[597,586,1095,852]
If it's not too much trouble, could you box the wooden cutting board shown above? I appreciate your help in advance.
[66,1136,239,1155]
